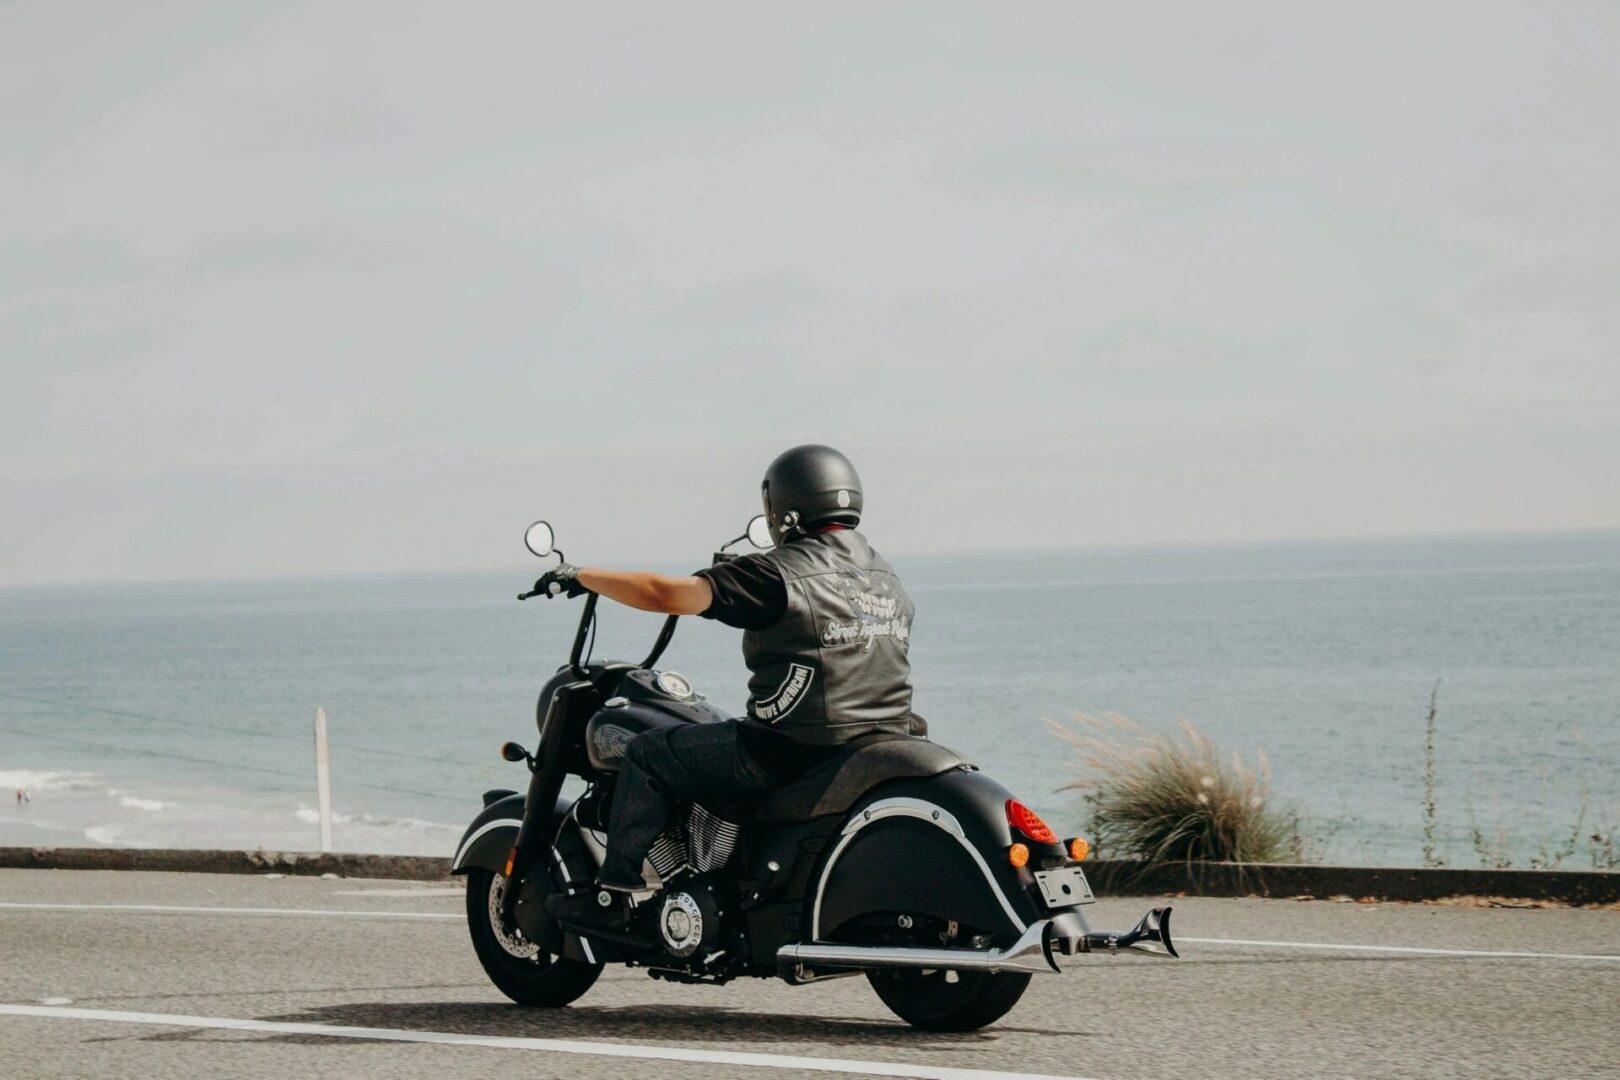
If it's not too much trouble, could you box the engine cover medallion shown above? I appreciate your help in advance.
[660,892,704,957]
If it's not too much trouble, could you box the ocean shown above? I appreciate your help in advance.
[3,531,1617,868]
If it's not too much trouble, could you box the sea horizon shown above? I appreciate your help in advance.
[6,524,1619,592]
[4,528,1617,870]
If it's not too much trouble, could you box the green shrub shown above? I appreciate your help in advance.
[1050,713,1299,864]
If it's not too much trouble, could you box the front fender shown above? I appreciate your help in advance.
[452,793,535,873]
[811,768,1052,943]
[451,793,601,881]
[451,792,602,963]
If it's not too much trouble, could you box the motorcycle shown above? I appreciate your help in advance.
[452,516,1177,1031]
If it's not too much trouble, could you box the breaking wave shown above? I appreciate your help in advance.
[1,767,461,855]
[0,769,99,795]
[108,789,179,812]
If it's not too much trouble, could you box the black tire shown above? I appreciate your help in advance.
[465,867,602,1007]
[866,968,1032,1032]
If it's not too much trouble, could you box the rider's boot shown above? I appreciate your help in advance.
[545,881,641,939]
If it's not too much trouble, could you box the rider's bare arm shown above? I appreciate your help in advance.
[577,569,713,616]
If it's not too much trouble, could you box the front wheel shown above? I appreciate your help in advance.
[866,968,1032,1031]
[465,867,602,1006]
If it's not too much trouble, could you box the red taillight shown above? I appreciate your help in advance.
[1005,799,1057,844]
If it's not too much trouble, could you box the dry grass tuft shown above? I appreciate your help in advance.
[1049,712,1299,865]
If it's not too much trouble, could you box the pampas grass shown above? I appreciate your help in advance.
[1049,712,1299,865]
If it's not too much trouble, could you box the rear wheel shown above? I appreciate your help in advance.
[465,867,602,1006]
[866,967,1032,1031]
[836,915,1032,1031]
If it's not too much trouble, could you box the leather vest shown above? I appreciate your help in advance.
[742,530,915,745]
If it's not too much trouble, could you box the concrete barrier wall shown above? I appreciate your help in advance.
[1084,859,1620,906]
[4,846,1618,904]
[0,846,453,881]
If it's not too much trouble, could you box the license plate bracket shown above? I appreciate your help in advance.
[1034,866,1095,907]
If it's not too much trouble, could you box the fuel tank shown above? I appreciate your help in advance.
[584,668,729,772]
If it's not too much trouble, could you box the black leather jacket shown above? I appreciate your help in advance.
[741,529,915,746]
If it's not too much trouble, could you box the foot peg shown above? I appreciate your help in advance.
[545,888,652,950]
[1079,905,1178,958]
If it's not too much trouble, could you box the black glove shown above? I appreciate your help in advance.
[538,563,590,599]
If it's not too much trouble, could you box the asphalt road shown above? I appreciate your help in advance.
[0,869,1615,1080]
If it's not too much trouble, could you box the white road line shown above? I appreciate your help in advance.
[0,1004,1094,1080]
[1181,936,1620,963]
[331,888,464,897]
[4,902,1612,964]
[0,902,457,920]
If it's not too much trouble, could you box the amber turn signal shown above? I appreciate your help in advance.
[1007,842,1030,869]
[503,848,517,879]
[1066,836,1090,862]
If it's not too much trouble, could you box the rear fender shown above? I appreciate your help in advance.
[810,769,1051,944]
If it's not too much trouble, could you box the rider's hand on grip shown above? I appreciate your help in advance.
[538,562,590,599]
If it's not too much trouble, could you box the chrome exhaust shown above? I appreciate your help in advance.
[778,920,1061,979]
[1068,905,1178,958]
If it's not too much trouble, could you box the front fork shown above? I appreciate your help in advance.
[499,694,570,933]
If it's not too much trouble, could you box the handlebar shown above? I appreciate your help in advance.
[640,613,679,670]
[520,570,681,677]
[568,593,600,678]
[555,592,678,679]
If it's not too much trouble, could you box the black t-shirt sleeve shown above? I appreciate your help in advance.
[692,554,787,631]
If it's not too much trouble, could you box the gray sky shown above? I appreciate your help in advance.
[3,2,1617,585]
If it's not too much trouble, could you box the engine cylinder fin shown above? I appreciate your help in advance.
[686,804,739,872]
[646,829,687,878]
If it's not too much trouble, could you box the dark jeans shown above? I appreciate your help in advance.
[598,720,778,889]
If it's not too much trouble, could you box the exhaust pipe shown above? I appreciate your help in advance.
[1069,905,1178,958]
[779,907,1178,982]
[778,920,1061,980]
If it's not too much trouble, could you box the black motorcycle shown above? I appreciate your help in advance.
[452,517,1177,1031]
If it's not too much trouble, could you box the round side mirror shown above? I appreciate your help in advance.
[523,520,555,558]
[746,514,774,550]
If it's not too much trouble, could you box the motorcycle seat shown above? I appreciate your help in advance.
[753,733,966,825]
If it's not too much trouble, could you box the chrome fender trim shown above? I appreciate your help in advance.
[810,796,1028,941]
[549,843,597,965]
[450,817,521,871]
[781,918,1061,977]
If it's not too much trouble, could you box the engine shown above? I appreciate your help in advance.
[636,805,740,966]
[654,883,725,960]
[647,803,740,877]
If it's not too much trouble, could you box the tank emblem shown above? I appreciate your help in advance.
[592,723,635,760]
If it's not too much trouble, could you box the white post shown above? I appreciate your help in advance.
[314,706,334,853]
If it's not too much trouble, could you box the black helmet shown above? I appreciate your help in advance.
[761,444,863,540]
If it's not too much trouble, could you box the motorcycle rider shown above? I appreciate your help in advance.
[542,444,916,937]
